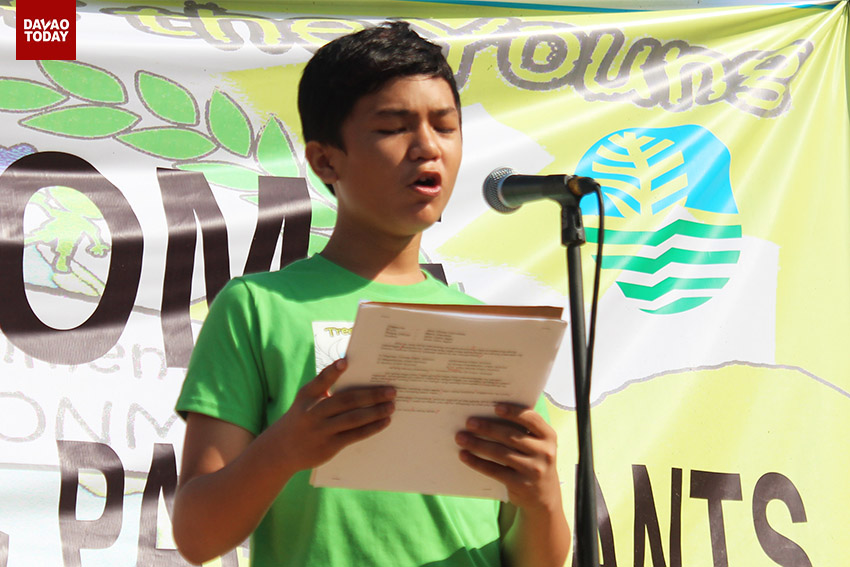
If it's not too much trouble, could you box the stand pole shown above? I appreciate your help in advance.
[561,203,598,567]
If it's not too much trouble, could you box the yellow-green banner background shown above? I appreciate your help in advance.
[1,1,847,565]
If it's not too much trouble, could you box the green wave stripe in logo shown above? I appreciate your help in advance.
[600,249,740,273]
[587,221,742,245]
[588,222,742,315]
[635,296,717,315]
[618,277,730,302]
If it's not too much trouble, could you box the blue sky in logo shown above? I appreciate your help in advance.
[577,125,738,217]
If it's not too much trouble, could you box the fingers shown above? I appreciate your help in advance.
[334,416,392,446]
[293,359,397,440]
[462,416,534,453]
[325,397,396,434]
[459,405,555,450]
[321,383,395,412]
[458,448,523,486]
[296,359,348,405]
[296,360,397,417]
[493,403,553,440]
[455,405,557,479]
[455,429,549,476]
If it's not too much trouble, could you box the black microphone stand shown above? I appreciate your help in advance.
[483,169,600,566]
[558,194,599,567]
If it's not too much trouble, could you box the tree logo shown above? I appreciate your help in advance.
[577,125,741,315]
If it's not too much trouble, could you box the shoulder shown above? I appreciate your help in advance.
[420,273,483,306]
[221,256,326,301]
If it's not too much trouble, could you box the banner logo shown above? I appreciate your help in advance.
[15,0,76,60]
[577,125,741,314]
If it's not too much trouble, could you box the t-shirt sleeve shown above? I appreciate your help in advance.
[175,278,267,436]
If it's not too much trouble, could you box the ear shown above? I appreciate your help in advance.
[305,141,339,185]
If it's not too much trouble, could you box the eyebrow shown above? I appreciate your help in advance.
[373,107,459,119]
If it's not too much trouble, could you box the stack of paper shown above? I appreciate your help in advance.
[310,301,567,500]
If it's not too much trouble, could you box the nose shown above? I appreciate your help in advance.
[408,123,440,161]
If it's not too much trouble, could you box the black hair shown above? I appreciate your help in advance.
[298,20,460,153]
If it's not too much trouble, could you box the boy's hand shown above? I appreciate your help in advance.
[270,359,396,473]
[455,403,561,511]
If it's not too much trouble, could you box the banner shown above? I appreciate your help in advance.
[1,1,848,565]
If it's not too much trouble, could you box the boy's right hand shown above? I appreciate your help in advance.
[269,359,396,473]
[173,360,393,564]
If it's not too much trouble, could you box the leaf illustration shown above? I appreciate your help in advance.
[118,128,216,160]
[207,90,252,157]
[22,106,139,138]
[136,71,198,125]
[256,116,298,177]
[308,233,330,256]
[177,162,259,191]
[311,200,337,229]
[39,61,126,104]
[0,79,66,111]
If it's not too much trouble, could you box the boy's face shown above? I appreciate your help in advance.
[308,75,462,240]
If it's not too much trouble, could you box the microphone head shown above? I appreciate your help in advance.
[483,167,519,213]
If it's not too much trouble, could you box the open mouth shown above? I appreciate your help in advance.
[413,173,440,189]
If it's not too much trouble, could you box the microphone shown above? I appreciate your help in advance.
[483,167,600,213]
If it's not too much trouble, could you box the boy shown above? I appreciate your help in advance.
[172,21,570,567]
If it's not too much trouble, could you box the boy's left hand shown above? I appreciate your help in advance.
[455,403,561,510]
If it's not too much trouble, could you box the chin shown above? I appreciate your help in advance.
[392,217,439,238]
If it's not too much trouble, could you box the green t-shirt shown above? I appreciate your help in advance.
[176,254,502,567]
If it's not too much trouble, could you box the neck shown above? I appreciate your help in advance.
[320,222,426,285]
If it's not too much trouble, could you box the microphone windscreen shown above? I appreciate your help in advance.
[482,167,518,213]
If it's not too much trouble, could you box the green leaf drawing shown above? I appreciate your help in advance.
[0,79,66,111]
[307,233,330,256]
[137,71,198,125]
[177,162,259,191]
[22,106,139,138]
[312,200,337,229]
[207,90,252,157]
[118,128,216,160]
[256,116,298,177]
[39,61,127,104]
